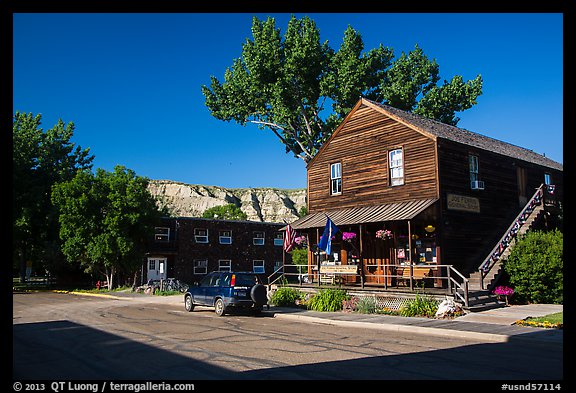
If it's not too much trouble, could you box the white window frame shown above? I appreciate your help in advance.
[218,259,232,272]
[544,173,552,185]
[154,227,170,243]
[469,154,479,184]
[274,232,284,246]
[219,230,232,245]
[389,148,404,186]
[253,231,265,246]
[253,260,265,274]
[194,259,208,275]
[330,162,342,195]
[148,259,156,270]
[194,228,209,243]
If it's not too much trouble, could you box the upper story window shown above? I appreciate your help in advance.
[469,155,479,183]
[253,231,265,246]
[274,232,284,246]
[469,154,485,190]
[330,162,342,195]
[219,230,232,244]
[154,227,170,243]
[389,148,404,186]
[194,228,209,243]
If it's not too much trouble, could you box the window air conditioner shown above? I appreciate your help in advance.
[471,180,485,190]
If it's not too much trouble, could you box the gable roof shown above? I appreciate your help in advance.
[313,97,562,171]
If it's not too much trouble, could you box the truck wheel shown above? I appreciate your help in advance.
[214,298,226,316]
[184,295,194,312]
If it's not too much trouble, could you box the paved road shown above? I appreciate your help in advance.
[13,292,563,381]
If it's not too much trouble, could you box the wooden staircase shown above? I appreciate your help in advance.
[463,184,550,310]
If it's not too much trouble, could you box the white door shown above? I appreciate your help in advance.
[147,257,167,282]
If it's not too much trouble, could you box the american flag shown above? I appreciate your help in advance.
[283,224,296,253]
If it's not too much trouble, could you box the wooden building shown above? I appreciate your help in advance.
[290,98,562,288]
[146,217,288,285]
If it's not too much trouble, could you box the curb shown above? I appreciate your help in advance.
[52,290,131,300]
[272,312,510,343]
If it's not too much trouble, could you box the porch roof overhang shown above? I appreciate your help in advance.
[290,198,438,230]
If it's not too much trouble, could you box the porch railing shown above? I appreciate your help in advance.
[267,263,470,307]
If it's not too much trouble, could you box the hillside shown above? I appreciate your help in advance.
[148,180,307,223]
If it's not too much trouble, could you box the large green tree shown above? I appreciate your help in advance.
[51,166,165,289]
[202,204,248,220]
[202,15,483,163]
[13,112,93,280]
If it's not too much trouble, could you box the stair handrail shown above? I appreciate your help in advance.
[478,183,545,287]
[448,265,469,307]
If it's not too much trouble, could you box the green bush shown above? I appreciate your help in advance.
[307,289,349,312]
[355,296,378,314]
[270,287,302,307]
[399,293,439,317]
[504,229,563,304]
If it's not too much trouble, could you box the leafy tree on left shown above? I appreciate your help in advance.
[51,166,166,290]
[13,112,93,281]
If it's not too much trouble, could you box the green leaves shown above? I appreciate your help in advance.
[202,16,484,162]
[51,166,164,279]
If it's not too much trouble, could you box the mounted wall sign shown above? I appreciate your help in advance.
[446,193,480,213]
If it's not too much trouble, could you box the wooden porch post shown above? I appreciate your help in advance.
[408,220,413,290]
[359,224,364,288]
[316,227,321,288]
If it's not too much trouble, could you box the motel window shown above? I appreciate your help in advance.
[253,260,265,274]
[469,155,479,183]
[194,228,209,243]
[389,148,404,186]
[219,230,232,244]
[218,260,232,272]
[253,231,265,246]
[154,227,170,243]
[544,173,552,185]
[149,260,155,270]
[330,162,342,195]
[194,260,208,275]
[274,232,284,246]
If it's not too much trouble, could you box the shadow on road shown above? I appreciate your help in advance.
[13,320,562,380]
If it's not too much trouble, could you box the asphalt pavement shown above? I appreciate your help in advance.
[64,290,563,346]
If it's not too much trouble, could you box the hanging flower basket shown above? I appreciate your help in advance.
[375,229,393,240]
[342,232,357,242]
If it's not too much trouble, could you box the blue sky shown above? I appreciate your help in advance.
[13,13,563,189]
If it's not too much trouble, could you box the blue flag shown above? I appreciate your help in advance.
[317,216,339,255]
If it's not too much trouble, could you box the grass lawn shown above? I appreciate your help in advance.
[515,311,563,328]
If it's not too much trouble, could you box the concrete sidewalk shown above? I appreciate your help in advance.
[268,304,563,345]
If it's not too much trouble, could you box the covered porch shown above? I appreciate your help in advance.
[289,198,449,291]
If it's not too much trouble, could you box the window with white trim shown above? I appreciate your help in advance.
[469,155,479,183]
[253,260,265,274]
[389,148,404,186]
[149,260,155,270]
[154,227,170,242]
[194,260,208,275]
[544,173,552,185]
[194,228,209,243]
[253,231,265,246]
[219,230,232,244]
[218,259,232,272]
[330,162,342,195]
[274,232,283,246]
